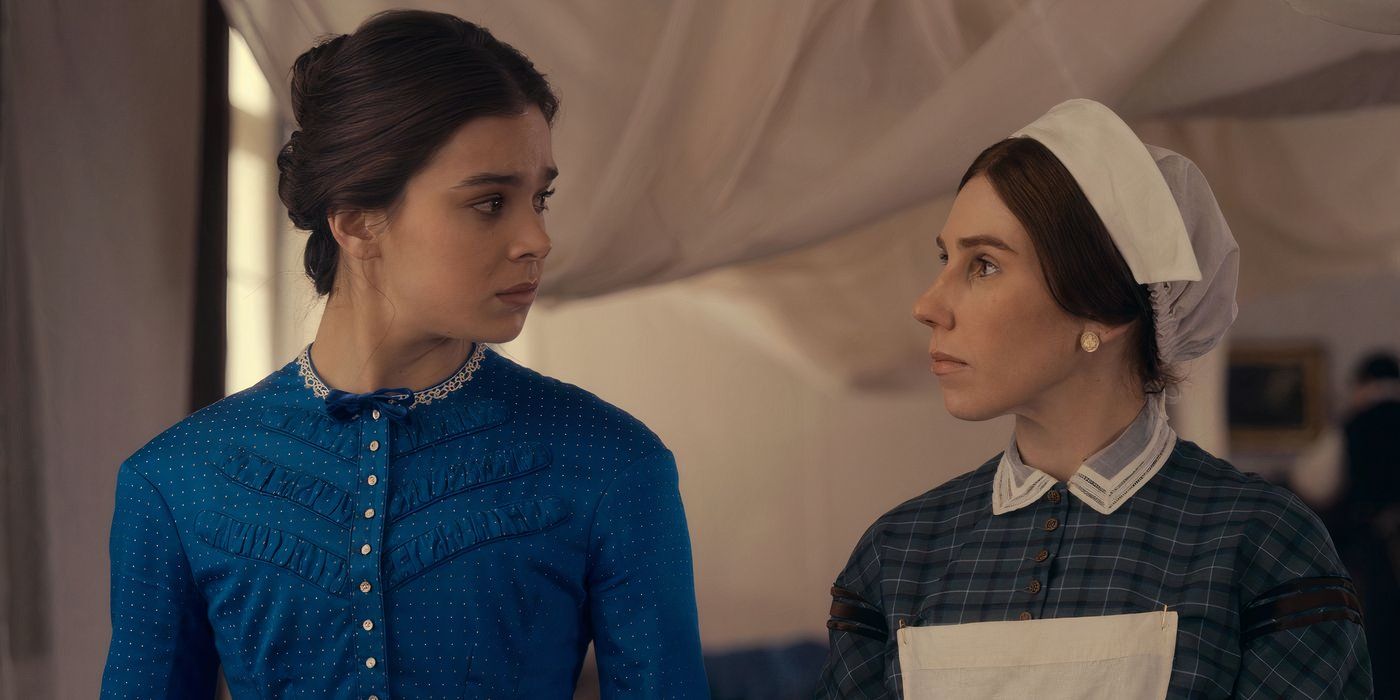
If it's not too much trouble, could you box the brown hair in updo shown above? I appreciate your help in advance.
[959,137,1177,394]
[277,10,559,296]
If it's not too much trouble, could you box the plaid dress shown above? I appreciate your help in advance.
[817,404,1371,698]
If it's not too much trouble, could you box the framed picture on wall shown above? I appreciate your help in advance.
[1227,342,1328,451]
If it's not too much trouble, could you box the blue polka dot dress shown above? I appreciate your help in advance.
[100,344,709,699]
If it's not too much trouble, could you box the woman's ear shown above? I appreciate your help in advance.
[327,209,384,261]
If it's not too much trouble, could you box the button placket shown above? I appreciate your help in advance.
[353,412,391,697]
[1022,486,1069,619]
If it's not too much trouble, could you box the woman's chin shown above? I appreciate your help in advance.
[470,316,528,345]
[941,392,1002,422]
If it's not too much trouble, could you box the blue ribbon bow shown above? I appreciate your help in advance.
[324,387,412,422]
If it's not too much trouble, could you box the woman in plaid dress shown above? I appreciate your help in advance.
[817,100,1371,699]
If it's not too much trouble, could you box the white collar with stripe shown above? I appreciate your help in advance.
[992,394,1178,516]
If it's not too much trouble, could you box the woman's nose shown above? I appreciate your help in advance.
[912,275,952,330]
[513,218,552,261]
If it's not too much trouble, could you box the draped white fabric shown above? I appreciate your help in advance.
[224,0,1400,300]
[1285,0,1400,33]
[699,106,1400,389]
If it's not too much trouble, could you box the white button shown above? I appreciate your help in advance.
[367,474,378,486]
[371,409,381,420]
[364,508,375,519]
[361,544,372,555]
[359,581,372,593]
[368,440,380,452]
[365,657,377,669]
[362,619,374,631]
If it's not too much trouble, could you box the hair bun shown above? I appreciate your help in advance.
[276,129,324,233]
[288,34,349,127]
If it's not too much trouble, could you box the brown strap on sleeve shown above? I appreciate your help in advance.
[828,585,888,642]
[1241,576,1364,644]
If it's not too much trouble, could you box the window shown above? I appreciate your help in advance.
[226,28,321,393]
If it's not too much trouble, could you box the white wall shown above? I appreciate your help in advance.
[506,282,1012,648]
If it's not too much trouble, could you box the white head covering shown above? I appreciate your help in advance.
[1011,99,1240,370]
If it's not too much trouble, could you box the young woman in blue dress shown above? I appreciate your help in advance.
[102,10,708,699]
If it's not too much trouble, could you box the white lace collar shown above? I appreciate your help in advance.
[295,342,487,410]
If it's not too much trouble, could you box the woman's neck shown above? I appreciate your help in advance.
[309,292,473,395]
[1012,371,1148,483]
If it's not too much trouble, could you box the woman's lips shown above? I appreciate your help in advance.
[930,352,969,376]
[496,282,539,306]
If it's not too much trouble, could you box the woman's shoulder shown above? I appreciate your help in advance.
[856,454,1001,548]
[482,349,667,458]
[1166,439,1346,593]
[122,365,296,481]
[1165,439,1322,519]
[830,455,1000,597]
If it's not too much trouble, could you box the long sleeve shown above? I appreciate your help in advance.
[1236,615,1371,698]
[101,462,219,699]
[1233,491,1373,698]
[587,450,709,698]
[815,523,891,699]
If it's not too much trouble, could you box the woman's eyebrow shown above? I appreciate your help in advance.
[935,234,1017,253]
[454,166,559,189]
[455,172,519,188]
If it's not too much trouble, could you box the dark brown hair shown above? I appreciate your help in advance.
[277,10,559,296]
[959,137,1174,393]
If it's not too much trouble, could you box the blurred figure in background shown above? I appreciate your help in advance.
[1290,350,1400,697]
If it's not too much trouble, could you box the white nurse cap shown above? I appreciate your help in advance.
[1011,99,1240,369]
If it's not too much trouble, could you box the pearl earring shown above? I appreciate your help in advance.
[1080,330,1101,353]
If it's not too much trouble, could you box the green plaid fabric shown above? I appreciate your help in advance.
[817,439,1372,699]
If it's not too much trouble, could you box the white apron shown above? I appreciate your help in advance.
[897,610,1178,700]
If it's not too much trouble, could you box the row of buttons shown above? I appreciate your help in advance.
[359,410,387,697]
[1019,489,1065,621]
